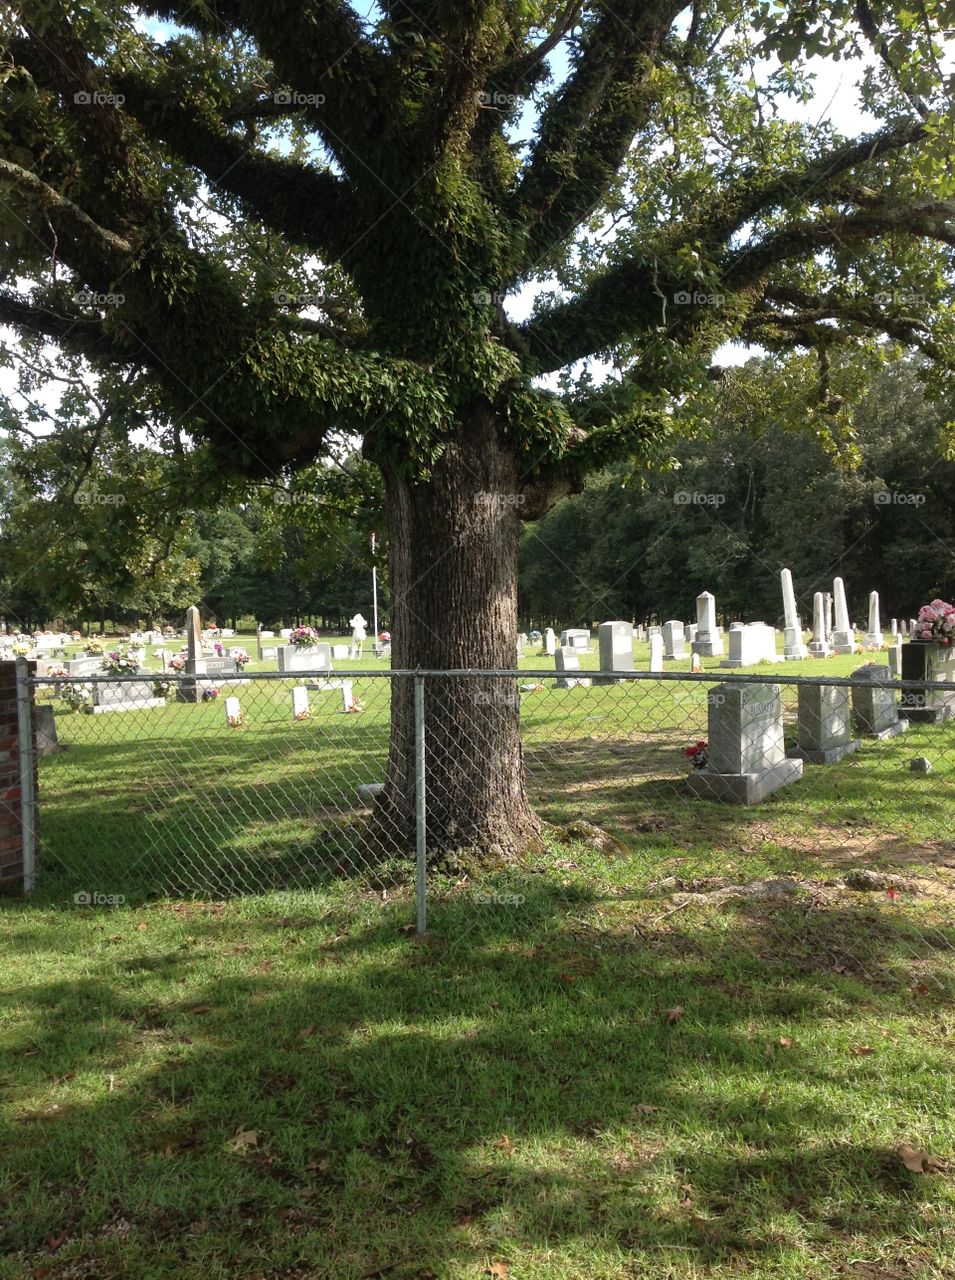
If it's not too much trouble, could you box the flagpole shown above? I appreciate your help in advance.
[371,531,379,643]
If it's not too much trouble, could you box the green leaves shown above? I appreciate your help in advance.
[1,0,954,524]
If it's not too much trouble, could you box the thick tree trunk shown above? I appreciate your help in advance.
[371,402,542,866]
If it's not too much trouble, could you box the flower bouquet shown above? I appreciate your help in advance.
[378,631,391,644]
[683,740,708,769]
[913,600,955,646]
[102,647,140,676]
[85,640,104,656]
[12,642,30,657]
[230,648,251,668]
[202,686,220,700]
[290,626,319,647]
[59,682,92,713]
[167,654,186,672]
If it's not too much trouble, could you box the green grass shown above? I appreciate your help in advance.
[2,872,953,1279]
[4,635,953,1277]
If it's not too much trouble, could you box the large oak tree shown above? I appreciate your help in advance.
[1,0,954,859]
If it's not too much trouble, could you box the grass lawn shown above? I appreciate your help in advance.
[2,871,953,1278]
[2,634,953,1277]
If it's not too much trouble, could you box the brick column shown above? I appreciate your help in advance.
[0,659,38,892]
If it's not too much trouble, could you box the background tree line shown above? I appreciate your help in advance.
[0,428,385,633]
[2,351,952,635]
[518,354,955,630]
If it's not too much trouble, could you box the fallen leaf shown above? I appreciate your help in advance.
[851,1045,873,1056]
[558,973,577,983]
[777,1036,793,1049]
[634,1103,659,1114]
[226,1128,259,1152]
[190,1005,212,1016]
[494,1134,513,1154]
[45,1231,68,1252]
[663,1006,685,1024]
[298,1025,316,1040]
[31,1268,53,1279]
[899,1143,947,1174]
[305,1157,330,1172]
[886,888,898,900]
[489,1264,509,1278]
[136,922,148,932]
[913,981,930,996]
[188,1219,208,1235]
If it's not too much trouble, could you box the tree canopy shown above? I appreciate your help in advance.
[1,1,954,503]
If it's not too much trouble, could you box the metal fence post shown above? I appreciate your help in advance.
[15,657,37,895]
[414,673,427,934]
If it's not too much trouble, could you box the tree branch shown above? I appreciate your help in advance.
[0,158,134,262]
[508,1,584,88]
[744,282,945,362]
[114,75,361,261]
[135,0,399,172]
[854,0,930,118]
[519,128,948,374]
[0,290,132,363]
[721,199,955,294]
[703,119,927,249]
[515,0,684,264]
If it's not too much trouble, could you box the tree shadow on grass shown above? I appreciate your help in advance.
[525,733,955,876]
[34,723,406,902]
[35,710,955,906]
[3,886,952,1278]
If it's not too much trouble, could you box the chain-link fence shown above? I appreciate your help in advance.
[30,669,407,902]
[27,667,955,971]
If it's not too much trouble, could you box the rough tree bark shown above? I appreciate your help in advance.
[370,402,544,864]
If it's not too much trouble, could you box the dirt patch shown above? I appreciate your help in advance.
[647,870,955,907]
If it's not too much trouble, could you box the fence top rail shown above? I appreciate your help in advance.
[408,668,949,691]
[27,666,940,691]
